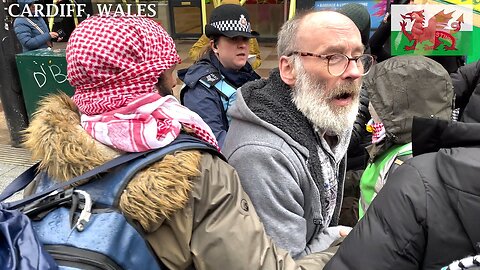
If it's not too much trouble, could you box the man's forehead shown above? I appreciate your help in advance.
[298,13,359,37]
[296,26,363,54]
[318,41,365,54]
[301,11,356,28]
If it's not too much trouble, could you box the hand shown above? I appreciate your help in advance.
[57,37,63,42]
[339,227,352,237]
[49,32,59,39]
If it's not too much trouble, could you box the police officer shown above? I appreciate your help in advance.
[179,4,261,148]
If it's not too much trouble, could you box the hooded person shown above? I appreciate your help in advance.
[355,55,454,219]
[22,14,340,269]
[325,96,480,270]
[13,0,60,52]
[179,3,261,148]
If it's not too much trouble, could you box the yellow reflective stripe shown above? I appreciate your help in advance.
[289,0,296,19]
[201,0,207,33]
[70,0,78,27]
[48,17,54,31]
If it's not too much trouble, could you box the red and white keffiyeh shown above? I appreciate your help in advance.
[81,93,218,152]
[66,15,219,151]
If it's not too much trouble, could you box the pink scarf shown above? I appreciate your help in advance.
[66,15,218,151]
[81,93,218,152]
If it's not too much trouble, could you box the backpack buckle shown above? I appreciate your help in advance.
[72,190,92,232]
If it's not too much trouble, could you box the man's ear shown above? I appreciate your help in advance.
[278,55,296,87]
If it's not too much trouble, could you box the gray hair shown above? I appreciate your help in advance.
[276,10,317,57]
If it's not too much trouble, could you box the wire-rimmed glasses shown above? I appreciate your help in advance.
[287,51,375,77]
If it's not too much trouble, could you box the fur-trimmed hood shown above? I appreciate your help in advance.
[23,93,201,232]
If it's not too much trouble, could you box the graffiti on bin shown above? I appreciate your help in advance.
[32,60,68,88]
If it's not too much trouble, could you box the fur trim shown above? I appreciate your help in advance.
[22,93,119,181]
[22,93,200,231]
[120,150,201,232]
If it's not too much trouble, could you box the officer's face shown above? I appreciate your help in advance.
[211,36,250,70]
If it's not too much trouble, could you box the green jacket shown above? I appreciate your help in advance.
[359,143,412,218]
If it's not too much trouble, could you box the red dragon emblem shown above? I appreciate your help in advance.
[399,9,464,51]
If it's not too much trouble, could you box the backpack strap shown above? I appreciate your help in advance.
[0,163,39,201]
[79,133,224,207]
[1,133,222,210]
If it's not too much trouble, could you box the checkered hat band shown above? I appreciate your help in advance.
[211,20,251,33]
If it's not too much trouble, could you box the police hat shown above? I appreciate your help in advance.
[205,4,259,39]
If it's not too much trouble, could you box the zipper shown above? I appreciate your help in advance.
[46,246,122,270]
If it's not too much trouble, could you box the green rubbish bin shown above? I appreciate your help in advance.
[16,48,74,119]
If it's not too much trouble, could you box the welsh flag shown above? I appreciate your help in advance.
[391,4,473,56]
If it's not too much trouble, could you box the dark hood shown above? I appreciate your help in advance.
[412,117,480,252]
[364,56,453,144]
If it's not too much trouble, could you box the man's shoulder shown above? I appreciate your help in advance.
[225,121,288,149]
[223,126,304,169]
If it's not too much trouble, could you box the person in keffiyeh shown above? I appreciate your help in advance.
[67,15,218,152]
[22,15,336,269]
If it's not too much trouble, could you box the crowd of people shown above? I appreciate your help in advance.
[12,0,480,269]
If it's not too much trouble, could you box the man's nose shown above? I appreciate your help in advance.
[341,60,362,80]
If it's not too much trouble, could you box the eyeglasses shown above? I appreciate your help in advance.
[287,51,375,77]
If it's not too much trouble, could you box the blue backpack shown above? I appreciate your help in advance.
[0,134,221,269]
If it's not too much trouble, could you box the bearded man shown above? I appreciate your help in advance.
[222,10,374,259]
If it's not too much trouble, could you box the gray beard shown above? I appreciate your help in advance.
[291,64,360,136]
